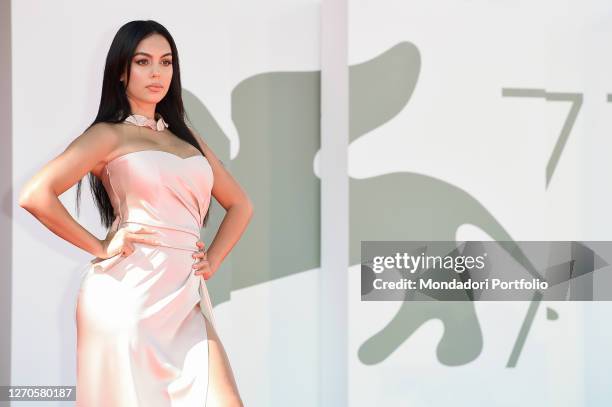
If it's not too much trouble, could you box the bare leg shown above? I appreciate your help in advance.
[204,315,244,407]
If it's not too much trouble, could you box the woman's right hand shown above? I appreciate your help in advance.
[96,225,161,259]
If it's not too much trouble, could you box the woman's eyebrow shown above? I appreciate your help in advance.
[133,52,172,58]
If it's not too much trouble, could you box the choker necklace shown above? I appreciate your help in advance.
[124,113,169,131]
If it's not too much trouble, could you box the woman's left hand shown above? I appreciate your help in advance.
[193,240,215,280]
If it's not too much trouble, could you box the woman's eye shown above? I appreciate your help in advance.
[134,59,171,66]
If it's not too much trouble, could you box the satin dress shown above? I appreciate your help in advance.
[75,149,216,406]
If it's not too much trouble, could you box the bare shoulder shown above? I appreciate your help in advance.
[187,125,224,168]
[187,125,253,211]
[19,122,124,201]
[67,121,123,177]
[79,122,122,144]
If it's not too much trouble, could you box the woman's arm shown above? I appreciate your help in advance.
[18,123,120,258]
[190,129,254,274]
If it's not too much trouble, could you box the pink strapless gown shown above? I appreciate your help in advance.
[75,149,216,407]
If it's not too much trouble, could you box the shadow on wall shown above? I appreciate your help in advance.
[183,41,546,368]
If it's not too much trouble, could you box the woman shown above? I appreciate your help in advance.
[18,20,252,407]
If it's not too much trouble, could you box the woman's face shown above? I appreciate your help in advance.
[121,33,173,106]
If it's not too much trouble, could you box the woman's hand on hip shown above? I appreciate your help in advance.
[193,240,215,280]
[97,225,161,259]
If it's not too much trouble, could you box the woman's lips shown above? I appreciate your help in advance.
[146,85,163,92]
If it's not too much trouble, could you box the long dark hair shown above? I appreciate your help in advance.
[75,20,210,230]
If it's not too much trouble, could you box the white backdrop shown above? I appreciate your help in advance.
[348,1,612,406]
[10,0,612,406]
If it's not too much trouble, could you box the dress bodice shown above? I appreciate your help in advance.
[100,149,214,237]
